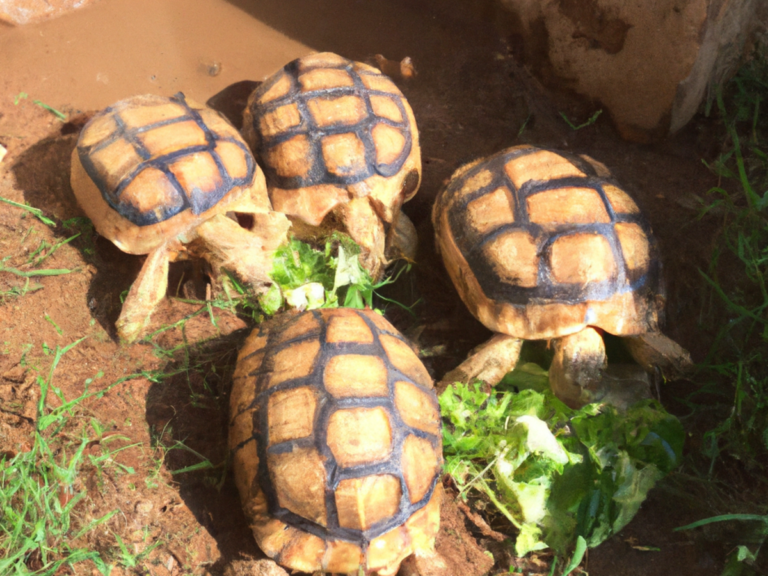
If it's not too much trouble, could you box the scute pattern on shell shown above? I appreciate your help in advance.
[77,93,255,226]
[246,55,413,190]
[230,308,441,547]
[438,146,659,307]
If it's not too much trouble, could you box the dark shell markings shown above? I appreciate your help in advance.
[440,146,660,308]
[231,309,442,546]
[247,56,413,190]
[77,92,255,226]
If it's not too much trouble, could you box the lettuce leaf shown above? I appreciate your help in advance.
[440,364,685,556]
[265,235,381,312]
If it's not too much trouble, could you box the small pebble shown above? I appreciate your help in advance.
[134,499,154,515]
[224,559,289,576]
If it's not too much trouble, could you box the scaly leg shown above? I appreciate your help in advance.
[549,328,607,408]
[386,211,418,263]
[439,334,523,390]
[192,212,290,288]
[550,328,658,409]
[116,242,172,344]
[624,332,693,381]
[338,197,387,280]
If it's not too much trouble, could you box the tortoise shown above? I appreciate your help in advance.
[432,145,691,407]
[242,52,422,279]
[71,93,290,343]
[229,308,443,574]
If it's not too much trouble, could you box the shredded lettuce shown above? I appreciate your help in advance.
[263,235,381,313]
[440,363,684,556]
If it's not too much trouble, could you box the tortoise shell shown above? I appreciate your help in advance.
[229,308,442,574]
[433,145,661,340]
[242,52,421,227]
[72,93,266,254]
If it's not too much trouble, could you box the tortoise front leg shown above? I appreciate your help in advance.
[192,212,290,287]
[337,197,387,280]
[624,331,693,381]
[116,242,172,344]
[439,334,523,391]
[549,327,607,408]
[385,211,418,263]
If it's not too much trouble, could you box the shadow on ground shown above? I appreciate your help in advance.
[144,330,265,573]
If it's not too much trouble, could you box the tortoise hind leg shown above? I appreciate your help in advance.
[116,242,172,344]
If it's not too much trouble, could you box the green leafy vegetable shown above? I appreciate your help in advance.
[265,235,396,313]
[259,283,283,316]
[440,363,684,557]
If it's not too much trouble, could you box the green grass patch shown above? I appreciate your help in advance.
[12,92,67,122]
[692,35,768,471]
[676,513,767,575]
[559,109,602,131]
[0,340,151,574]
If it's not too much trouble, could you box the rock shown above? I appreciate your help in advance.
[373,54,418,80]
[0,0,101,25]
[134,499,154,516]
[223,559,289,576]
[497,0,761,142]
[400,551,452,576]
[2,364,27,383]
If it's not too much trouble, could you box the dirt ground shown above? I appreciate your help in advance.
[0,0,757,575]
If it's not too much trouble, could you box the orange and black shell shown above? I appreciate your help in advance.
[229,308,442,567]
[76,93,256,227]
[243,53,414,190]
[433,146,661,337]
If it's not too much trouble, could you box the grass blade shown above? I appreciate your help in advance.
[0,196,55,226]
[0,265,74,277]
[675,514,768,531]
[563,536,587,575]
[32,99,67,121]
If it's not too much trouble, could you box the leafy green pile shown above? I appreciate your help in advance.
[260,235,396,314]
[440,364,684,557]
